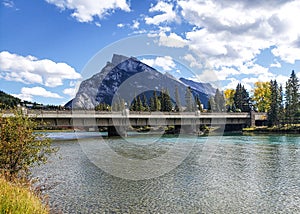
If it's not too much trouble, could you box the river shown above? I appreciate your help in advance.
[33,132,300,213]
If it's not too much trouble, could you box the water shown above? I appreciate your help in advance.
[33,133,300,213]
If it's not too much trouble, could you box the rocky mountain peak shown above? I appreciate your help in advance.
[111,54,129,66]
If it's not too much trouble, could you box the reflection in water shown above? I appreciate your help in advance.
[33,134,300,213]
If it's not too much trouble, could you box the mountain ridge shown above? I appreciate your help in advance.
[67,54,215,109]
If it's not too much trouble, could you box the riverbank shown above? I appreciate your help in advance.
[243,125,300,134]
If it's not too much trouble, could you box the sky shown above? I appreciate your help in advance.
[0,0,300,105]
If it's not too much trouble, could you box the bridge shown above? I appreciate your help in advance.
[24,110,267,136]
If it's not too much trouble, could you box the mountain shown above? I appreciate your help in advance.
[0,90,21,108]
[179,78,216,96]
[67,54,215,109]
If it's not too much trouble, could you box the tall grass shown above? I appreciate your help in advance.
[0,177,48,214]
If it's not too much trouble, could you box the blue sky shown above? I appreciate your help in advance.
[1,0,300,105]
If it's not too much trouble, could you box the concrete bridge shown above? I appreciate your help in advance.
[25,110,267,136]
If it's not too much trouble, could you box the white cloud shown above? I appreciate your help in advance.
[2,0,14,8]
[46,0,130,23]
[117,23,125,28]
[157,32,188,48]
[141,56,176,71]
[270,59,281,68]
[0,51,81,87]
[13,87,62,101]
[95,22,101,27]
[177,0,300,66]
[132,20,140,29]
[145,1,179,25]
[183,54,203,69]
[63,87,77,97]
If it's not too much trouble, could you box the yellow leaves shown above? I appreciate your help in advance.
[252,82,271,112]
[224,89,235,106]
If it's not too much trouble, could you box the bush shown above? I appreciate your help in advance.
[0,108,57,180]
[0,177,48,214]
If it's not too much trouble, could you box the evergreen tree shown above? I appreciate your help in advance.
[142,94,149,111]
[207,96,216,112]
[160,89,172,112]
[267,80,279,127]
[150,90,161,111]
[130,95,138,111]
[185,87,194,111]
[285,70,300,124]
[195,96,203,111]
[278,85,284,125]
[214,89,225,112]
[174,85,181,112]
[233,83,250,112]
[136,96,143,111]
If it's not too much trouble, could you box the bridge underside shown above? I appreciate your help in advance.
[37,117,253,136]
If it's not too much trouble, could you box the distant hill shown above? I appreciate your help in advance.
[0,90,61,110]
[66,54,215,109]
[0,90,21,108]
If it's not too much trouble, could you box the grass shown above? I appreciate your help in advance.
[243,125,300,133]
[0,177,48,214]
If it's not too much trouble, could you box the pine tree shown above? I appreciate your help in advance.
[162,89,173,112]
[195,96,203,111]
[285,70,300,124]
[150,90,161,111]
[214,89,225,112]
[267,80,279,127]
[142,94,149,111]
[185,87,194,111]
[207,96,216,112]
[174,85,181,112]
[233,83,250,112]
[136,96,143,111]
[278,85,284,125]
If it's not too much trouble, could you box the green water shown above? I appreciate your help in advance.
[33,133,300,213]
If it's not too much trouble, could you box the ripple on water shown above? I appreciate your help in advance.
[32,134,300,213]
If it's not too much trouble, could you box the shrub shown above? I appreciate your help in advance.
[0,108,57,180]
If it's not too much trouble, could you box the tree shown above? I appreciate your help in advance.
[0,109,57,179]
[95,103,111,111]
[233,83,250,112]
[207,96,216,112]
[150,90,161,111]
[285,70,300,124]
[224,89,235,111]
[142,94,149,111]
[195,96,203,111]
[267,80,279,127]
[252,81,271,112]
[174,85,182,112]
[185,87,194,112]
[160,89,173,112]
[214,89,225,112]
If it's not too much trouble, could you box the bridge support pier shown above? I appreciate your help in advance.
[108,126,127,137]
[178,125,199,134]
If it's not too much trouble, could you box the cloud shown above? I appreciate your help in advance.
[157,32,188,48]
[117,23,125,28]
[145,1,179,25]
[63,87,77,97]
[2,0,14,8]
[270,59,281,68]
[183,54,203,69]
[13,87,62,101]
[132,20,140,29]
[45,0,130,23]
[141,56,176,71]
[0,51,81,87]
[178,0,300,65]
